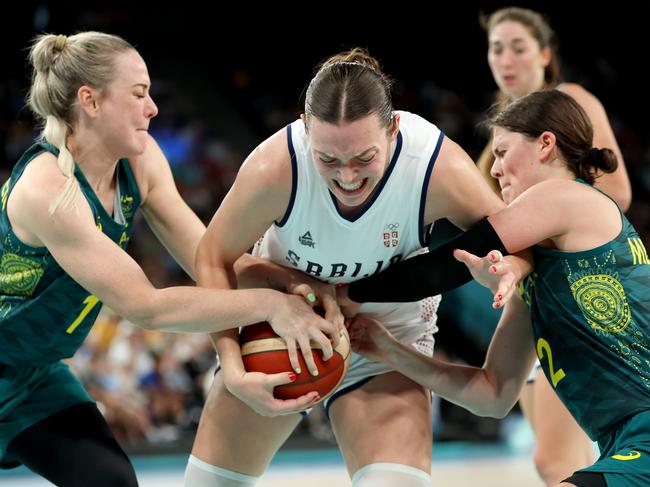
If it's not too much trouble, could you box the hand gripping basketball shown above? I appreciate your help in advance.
[240,323,351,406]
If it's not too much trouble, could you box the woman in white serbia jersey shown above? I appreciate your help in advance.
[185,48,504,487]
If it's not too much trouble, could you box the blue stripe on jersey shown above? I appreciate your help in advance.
[329,131,404,223]
[418,133,445,247]
[277,124,299,228]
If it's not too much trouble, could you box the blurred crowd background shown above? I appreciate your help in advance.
[2,2,648,455]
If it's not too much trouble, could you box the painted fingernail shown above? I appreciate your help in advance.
[311,369,319,377]
[497,294,502,300]
[307,293,316,303]
[295,367,301,374]
[289,373,297,381]
[490,266,497,273]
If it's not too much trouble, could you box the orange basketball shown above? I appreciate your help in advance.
[240,321,350,404]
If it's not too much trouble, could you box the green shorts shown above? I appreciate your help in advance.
[0,361,92,468]
[581,409,650,487]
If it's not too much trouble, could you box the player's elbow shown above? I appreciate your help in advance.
[472,373,519,418]
[489,400,516,419]
[112,288,160,330]
[471,398,514,419]
[195,233,219,271]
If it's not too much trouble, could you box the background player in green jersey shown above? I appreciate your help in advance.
[0,32,338,487]
[348,90,650,487]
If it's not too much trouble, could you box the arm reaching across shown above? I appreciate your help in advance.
[234,253,344,333]
[348,295,537,418]
[346,217,516,303]
[346,178,591,306]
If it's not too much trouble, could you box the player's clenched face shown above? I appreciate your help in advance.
[93,50,158,158]
[306,112,399,215]
[490,126,543,204]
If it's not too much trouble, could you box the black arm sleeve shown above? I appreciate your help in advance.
[347,217,508,303]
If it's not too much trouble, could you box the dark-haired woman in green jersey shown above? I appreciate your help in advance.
[350,90,650,487]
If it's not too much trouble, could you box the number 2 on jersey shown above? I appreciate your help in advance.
[536,337,566,387]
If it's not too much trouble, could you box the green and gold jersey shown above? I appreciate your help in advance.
[520,188,650,442]
[0,141,141,366]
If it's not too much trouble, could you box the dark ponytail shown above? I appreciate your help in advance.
[488,90,617,184]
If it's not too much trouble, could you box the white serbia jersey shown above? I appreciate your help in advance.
[254,111,444,345]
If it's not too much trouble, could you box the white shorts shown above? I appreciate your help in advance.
[324,295,441,413]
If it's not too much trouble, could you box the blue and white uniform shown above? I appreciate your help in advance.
[254,111,444,398]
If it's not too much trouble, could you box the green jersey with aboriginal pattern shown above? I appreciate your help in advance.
[520,185,650,443]
[0,141,141,366]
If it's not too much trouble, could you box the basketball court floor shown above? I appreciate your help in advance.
[0,424,545,486]
[0,450,543,487]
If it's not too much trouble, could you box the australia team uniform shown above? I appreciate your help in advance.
[254,111,444,410]
[0,141,141,468]
[520,183,650,487]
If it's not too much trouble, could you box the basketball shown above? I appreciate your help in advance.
[240,319,350,403]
